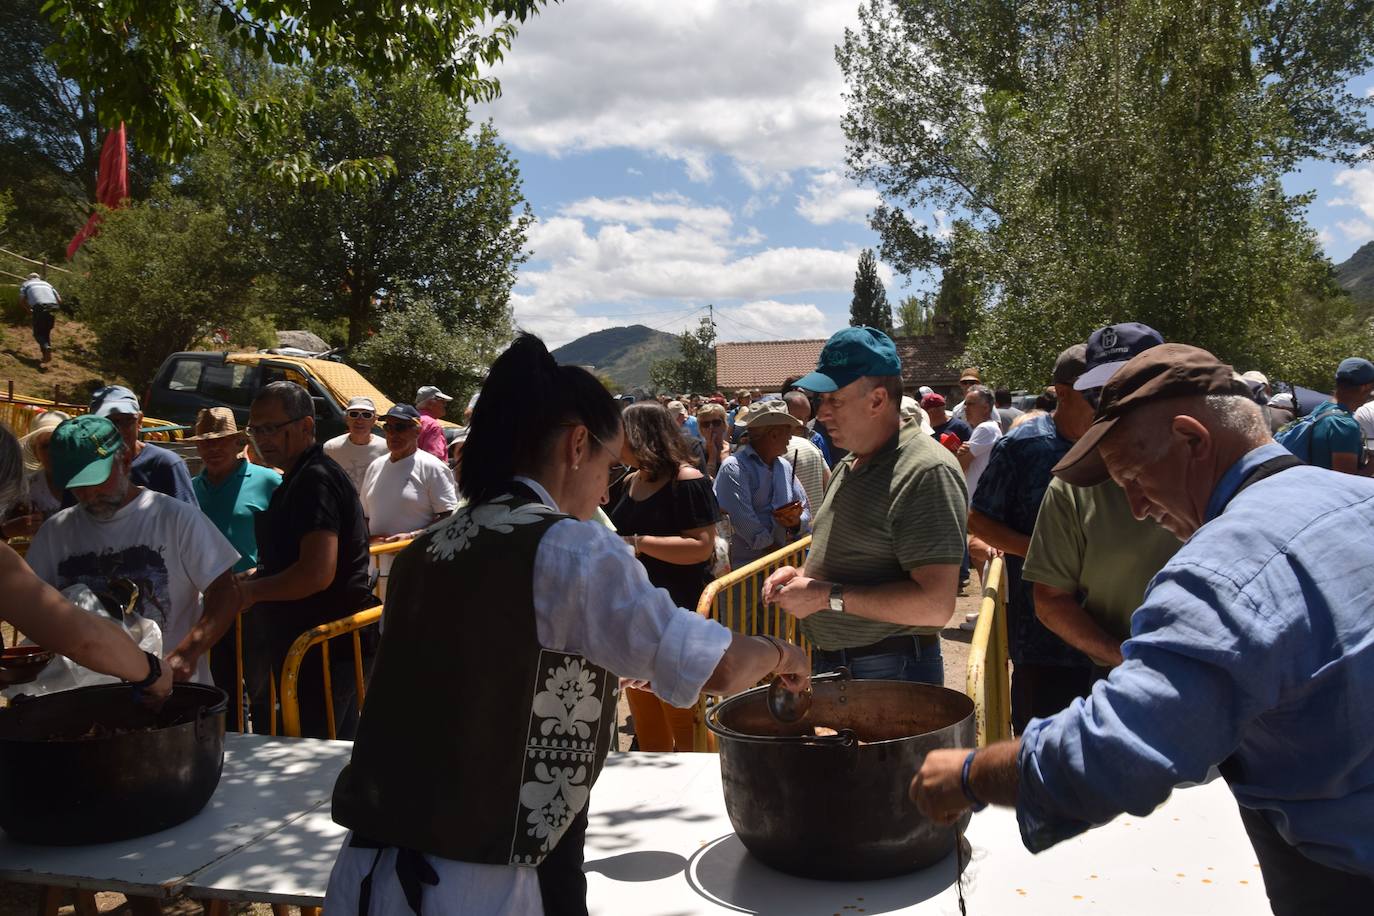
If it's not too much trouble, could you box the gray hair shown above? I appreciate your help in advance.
[1112,394,1269,464]
[0,426,25,516]
[965,384,994,410]
[253,381,314,419]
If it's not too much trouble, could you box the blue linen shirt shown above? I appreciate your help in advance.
[1017,443,1374,877]
[713,444,810,567]
[971,413,1090,667]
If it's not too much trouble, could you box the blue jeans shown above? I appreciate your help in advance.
[811,636,944,686]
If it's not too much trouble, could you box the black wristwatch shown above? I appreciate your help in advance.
[129,651,161,693]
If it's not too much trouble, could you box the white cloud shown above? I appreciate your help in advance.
[1366,86,1374,98]
[795,170,881,225]
[513,192,866,345]
[1317,226,1336,248]
[482,1,857,184]
[716,300,830,340]
[1337,218,1374,243]
[1332,166,1374,219]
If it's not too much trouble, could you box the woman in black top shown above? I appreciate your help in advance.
[609,402,721,751]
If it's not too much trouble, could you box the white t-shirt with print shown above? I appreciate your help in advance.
[324,433,388,494]
[360,449,459,538]
[965,419,1003,504]
[26,488,240,685]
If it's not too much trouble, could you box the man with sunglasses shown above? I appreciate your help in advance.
[323,397,388,493]
[175,381,374,738]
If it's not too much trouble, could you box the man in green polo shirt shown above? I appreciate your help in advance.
[188,407,281,697]
[763,327,967,684]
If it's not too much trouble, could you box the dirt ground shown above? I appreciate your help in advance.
[0,594,984,915]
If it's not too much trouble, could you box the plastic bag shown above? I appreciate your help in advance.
[4,584,162,698]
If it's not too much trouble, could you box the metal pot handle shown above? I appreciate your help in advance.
[705,700,859,747]
[194,701,218,745]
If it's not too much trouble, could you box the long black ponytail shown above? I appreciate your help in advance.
[460,333,621,504]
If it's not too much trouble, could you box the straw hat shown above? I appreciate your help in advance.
[20,410,71,473]
[187,407,245,441]
[742,399,802,430]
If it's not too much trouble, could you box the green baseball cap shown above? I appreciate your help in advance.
[51,415,126,490]
[793,326,903,393]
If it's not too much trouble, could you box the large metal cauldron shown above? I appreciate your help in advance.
[707,671,974,880]
[0,683,226,844]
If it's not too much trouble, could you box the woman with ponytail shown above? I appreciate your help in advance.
[327,334,809,916]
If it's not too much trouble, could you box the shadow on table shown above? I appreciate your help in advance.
[685,834,962,915]
[584,850,688,883]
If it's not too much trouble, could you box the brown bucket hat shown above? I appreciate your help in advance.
[1052,343,1251,487]
[187,407,245,441]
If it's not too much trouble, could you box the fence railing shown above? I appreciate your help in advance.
[689,537,813,752]
[965,557,1012,746]
[231,539,411,738]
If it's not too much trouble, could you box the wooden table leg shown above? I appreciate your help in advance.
[71,892,99,916]
[270,905,291,916]
[37,886,63,916]
[126,895,164,916]
[301,907,322,916]
[201,900,228,916]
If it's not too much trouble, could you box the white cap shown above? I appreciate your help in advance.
[345,396,376,412]
[415,385,453,404]
[1242,370,1269,387]
[918,386,934,398]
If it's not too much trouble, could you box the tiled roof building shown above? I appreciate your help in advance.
[715,339,827,392]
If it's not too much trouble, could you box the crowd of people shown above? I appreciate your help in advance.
[1,313,1372,914]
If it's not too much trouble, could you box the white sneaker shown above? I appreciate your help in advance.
[959,612,979,632]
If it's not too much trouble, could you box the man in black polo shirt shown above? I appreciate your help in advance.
[242,381,373,737]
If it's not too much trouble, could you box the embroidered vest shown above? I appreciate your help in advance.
[331,490,619,866]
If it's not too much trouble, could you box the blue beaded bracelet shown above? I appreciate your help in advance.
[960,749,988,812]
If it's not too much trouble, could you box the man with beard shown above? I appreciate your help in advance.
[26,416,241,686]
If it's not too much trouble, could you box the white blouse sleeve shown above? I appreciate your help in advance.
[532,518,733,708]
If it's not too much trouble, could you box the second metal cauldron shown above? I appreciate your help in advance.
[706,670,975,880]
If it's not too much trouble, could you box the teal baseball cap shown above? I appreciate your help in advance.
[51,415,126,490]
[793,326,903,393]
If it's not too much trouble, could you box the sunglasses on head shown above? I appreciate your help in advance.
[347,410,375,420]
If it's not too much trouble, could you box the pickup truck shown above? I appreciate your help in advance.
[144,351,418,443]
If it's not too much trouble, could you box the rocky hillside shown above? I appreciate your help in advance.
[1335,240,1374,304]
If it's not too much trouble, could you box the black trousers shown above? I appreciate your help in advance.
[31,309,54,351]
[537,808,590,916]
[1236,803,1374,914]
[1011,662,1103,735]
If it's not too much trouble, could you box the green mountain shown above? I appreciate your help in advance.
[551,324,679,390]
[1335,240,1374,304]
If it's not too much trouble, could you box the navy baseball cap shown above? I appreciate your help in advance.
[381,404,422,425]
[793,327,902,393]
[1336,357,1374,386]
[1074,323,1166,391]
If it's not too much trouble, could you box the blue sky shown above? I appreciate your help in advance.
[479,1,1374,350]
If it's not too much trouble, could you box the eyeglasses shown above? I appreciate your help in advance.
[699,419,724,428]
[245,415,307,439]
[383,423,416,434]
[347,410,375,420]
[607,463,631,490]
[959,379,976,386]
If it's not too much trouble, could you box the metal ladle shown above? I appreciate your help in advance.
[766,675,813,723]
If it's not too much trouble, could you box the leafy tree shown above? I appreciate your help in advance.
[849,248,893,333]
[650,315,718,394]
[353,297,495,407]
[40,0,548,178]
[839,0,1374,385]
[190,67,531,348]
[66,191,274,386]
[894,293,931,337]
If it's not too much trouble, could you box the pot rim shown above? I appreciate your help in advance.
[706,677,974,747]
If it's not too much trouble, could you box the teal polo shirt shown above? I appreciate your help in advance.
[193,459,282,573]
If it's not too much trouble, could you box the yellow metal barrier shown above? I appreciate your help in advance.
[280,606,382,739]
[965,557,1012,746]
[230,539,411,737]
[368,537,412,602]
[688,537,813,752]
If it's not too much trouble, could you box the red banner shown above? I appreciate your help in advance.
[66,122,129,260]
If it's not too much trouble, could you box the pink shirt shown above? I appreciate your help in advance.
[418,414,448,462]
